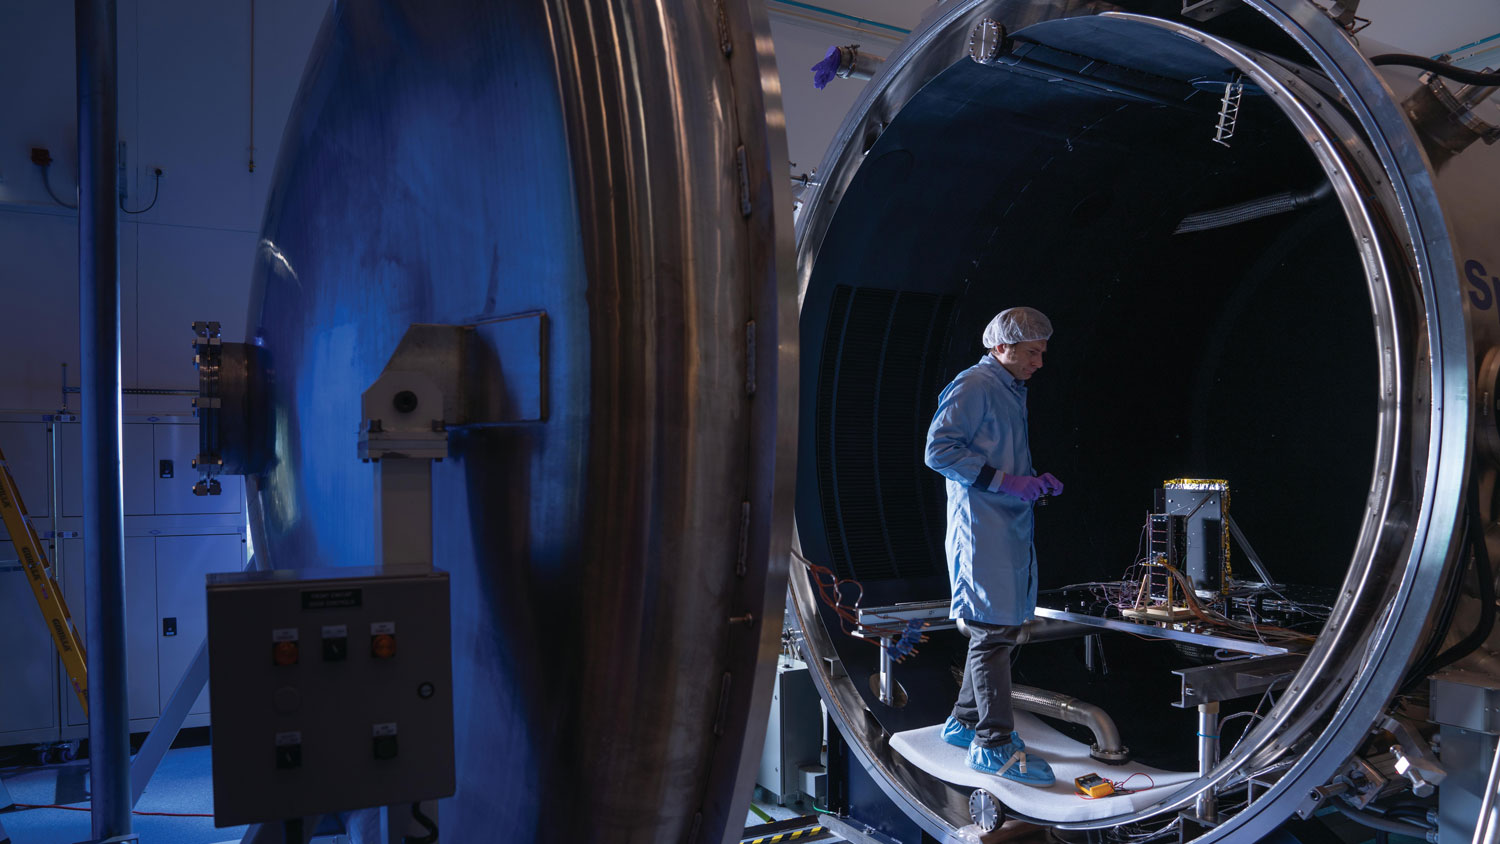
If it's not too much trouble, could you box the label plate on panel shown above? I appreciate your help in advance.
[302,588,363,609]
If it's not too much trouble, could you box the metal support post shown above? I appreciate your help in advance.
[78,0,131,841]
[373,459,433,571]
[374,460,436,842]
[1083,633,1107,675]
[878,637,894,706]
[1471,729,1500,844]
[1197,702,1220,824]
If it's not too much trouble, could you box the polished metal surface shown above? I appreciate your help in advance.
[1196,703,1220,823]
[864,593,1296,653]
[77,0,132,840]
[1010,684,1128,762]
[1032,608,1290,656]
[858,598,1290,654]
[789,0,1494,840]
[1172,654,1303,708]
[244,2,795,842]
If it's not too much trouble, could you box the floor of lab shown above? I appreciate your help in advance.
[0,746,835,844]
[0,744,1419,844]
[0,744,244,844]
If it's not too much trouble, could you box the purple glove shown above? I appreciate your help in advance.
[811,47,841,90]
[1038,472,1064,496]
[997,473,1047,502]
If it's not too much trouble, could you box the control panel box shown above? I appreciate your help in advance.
[206,566,454,827]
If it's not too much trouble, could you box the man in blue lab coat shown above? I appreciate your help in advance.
[924,307,1064,787]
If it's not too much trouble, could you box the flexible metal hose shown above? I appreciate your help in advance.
[1173,181,1332,234]
[1012,685,1129,763]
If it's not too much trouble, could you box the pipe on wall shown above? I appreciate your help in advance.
[76,0,131,840]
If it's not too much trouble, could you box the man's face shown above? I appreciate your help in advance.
[995,339,1047,380]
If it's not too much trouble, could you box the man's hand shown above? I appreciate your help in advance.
[1038,472,1064,496]
[997,473,1048,502]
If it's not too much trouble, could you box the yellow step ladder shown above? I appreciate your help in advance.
[0,444,89,716]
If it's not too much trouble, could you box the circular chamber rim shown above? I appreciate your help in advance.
[787,2,1469,840]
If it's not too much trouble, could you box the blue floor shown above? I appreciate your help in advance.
[2,747,818,844]
[0,746,243,844]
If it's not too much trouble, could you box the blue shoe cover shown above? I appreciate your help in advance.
[967,732,1055,787]
[941,716,975,749]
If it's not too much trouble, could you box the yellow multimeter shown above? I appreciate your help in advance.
[1074,773,1115,798]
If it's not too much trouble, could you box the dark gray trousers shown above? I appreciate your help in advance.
[951,619,1023,748]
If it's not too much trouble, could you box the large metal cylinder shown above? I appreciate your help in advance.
[789,0,1495,839]
[77,0,132,839]
[245,2,795,842]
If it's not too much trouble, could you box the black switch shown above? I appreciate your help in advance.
[159,459,174,479]
[162,617,177,637]
[275,743,302,770]
[372,734,399,761]
[322,636,347,662]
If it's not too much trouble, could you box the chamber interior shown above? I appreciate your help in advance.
[796,17,1377,775]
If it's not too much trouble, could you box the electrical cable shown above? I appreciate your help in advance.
[11,803,213,818]
[790,548,920,650]
[37,163,77,209]
[402,801,439,844]
[1369,54,1500,86]
[1400,504,1474,695]
[1331,801,1435,836]
[120,169,162,214]
[1382,806,1434,824]
[1424,470,1495,676]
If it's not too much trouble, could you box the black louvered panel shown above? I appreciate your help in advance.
[917,296,957,569]
[833,288,899,581]
[814,285,955,583]
[876,292,952,579]
[815,286,854,579]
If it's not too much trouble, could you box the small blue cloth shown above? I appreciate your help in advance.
[967,732,1055,787]
[811,46,841,89]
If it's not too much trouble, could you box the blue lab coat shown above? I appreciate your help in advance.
[924,354,1037,626]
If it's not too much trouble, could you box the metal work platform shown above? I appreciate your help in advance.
[855,598,1293,708]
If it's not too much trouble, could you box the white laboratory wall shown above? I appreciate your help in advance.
[1358,0,1500,56]
[0,0,330,415]
[767,0,922,181]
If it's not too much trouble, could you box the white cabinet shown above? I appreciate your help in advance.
[156,534,245,714]
[62,536,160,727]
[0,421,52,520]
[153,424,242,515]
[59,422,156,517]
[0,413,247,743]
[0,541,60,743]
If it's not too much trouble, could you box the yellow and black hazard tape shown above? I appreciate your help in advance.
[742,825,825,844]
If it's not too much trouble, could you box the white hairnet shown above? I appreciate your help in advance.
[982,307,1052,347]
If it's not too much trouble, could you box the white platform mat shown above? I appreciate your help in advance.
[889,711,1200,822]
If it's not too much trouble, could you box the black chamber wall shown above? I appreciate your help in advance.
[796,57,1377,605]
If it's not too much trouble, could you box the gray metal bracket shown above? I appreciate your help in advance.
[1181,0,1241,22]
[1173,653,1303,708]
[1226,514,1278,587]
[1381,714,1446,796]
